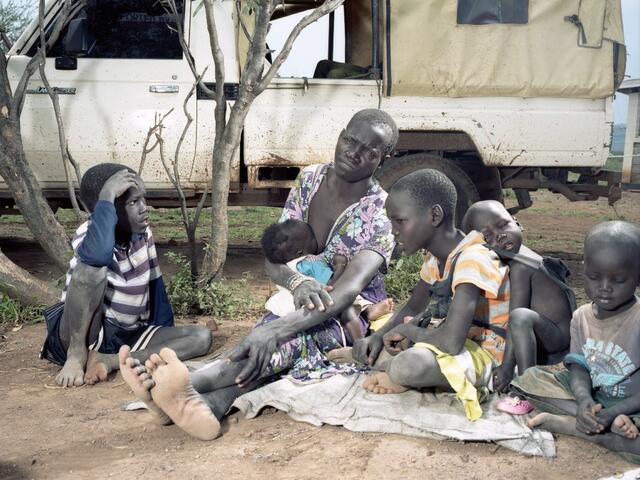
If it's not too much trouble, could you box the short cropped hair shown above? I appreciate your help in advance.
[390,169,457,223]
[585,221,640,254]
[349,109,399,155]
[80,163,136,212]
[260,219,302,264]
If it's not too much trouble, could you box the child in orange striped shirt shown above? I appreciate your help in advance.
[354,169,510,420]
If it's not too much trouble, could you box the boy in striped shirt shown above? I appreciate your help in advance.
[354,169,510,420]
[42,164,212,388]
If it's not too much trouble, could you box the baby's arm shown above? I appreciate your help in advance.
[329,254,348,285]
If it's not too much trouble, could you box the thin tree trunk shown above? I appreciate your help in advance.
[0,248,59,306]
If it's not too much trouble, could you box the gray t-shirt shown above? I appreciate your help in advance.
[566,298,640,400]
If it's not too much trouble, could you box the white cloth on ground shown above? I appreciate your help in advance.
[232,373,555,458]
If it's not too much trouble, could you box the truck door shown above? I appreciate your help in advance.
[8,0,197,200]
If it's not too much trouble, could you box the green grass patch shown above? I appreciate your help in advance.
[0,292,43,327]
[165,252,259,318]
[384,252,424,304]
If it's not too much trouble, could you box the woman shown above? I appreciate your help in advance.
[119,109,398,440]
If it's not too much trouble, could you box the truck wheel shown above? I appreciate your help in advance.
[375,153,480,226]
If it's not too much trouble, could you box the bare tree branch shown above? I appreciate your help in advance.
[138,109,173,175]
[37,0,84,220]
[256,0,344,95]
[202,0,227,148]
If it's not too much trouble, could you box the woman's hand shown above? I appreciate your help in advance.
[293,279,334,311]
[227,326,280,387]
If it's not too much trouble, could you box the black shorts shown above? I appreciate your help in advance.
[40,302,162,366]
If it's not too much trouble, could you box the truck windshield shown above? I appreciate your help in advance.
[28,0,185,60]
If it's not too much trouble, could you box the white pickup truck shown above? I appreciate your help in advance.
[4,0,627,219]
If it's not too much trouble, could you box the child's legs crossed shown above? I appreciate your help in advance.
[387,347,451,389]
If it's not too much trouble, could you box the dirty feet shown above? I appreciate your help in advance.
[527,412,578,435]
[363,372,408,394]
[56,353,87,387]
[149,348,221,440]
[611,415,639,439]
[118,346,172,425]
[367,298,395,321]
[84,351,118,385]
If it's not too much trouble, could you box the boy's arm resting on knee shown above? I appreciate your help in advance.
[76,201,117,266]
[149,276,174,327]
[508,263,532,310]
[395,283,480,355]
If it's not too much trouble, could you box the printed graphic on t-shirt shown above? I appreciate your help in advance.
[583,338,636,398]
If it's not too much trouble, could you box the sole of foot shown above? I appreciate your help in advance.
[150,348,221,441]
[118,346,172,425]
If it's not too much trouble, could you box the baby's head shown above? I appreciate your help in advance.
[583,221,640,315]
[462,200,523,253]
[80,163,148,234]
[260,219,318,264]
[385,168,457,255]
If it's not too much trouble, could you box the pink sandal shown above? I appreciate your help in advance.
[496,396,534,415]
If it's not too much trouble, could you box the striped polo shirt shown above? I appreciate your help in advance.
[62,218,162,327]
[420,231,511,362]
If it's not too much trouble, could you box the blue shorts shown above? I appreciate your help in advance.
[40,302,162,366]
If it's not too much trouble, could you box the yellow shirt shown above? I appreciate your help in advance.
[420,231,511,362]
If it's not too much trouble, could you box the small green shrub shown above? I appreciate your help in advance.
[383,252,424,304]
[0,292,43,326]
[165,252,258,318]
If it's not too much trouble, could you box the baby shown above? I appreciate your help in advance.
[260,219,393,342]
[462,200,575,398]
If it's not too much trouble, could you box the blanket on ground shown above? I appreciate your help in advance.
[232,373,555,457]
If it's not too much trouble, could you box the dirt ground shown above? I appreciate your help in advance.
[1,191,639,480]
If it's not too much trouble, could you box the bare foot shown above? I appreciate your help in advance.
[150,348,221,441]
[326,347,354,364]
[363,372,408,394]
[367,298,395,321]
[611,415,639,439]
[56,354,86,387]
[528,412,578,435]
[118,346,172,425]
[84,351,114,385]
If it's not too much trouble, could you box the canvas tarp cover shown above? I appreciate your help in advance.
[386,0,625,98]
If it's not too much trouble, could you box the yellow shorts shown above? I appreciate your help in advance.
[413,339,496,421]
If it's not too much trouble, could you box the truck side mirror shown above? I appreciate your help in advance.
[64,17,91,56]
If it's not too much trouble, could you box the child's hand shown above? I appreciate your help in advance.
[98,169,139,203]
[576,399,606,434]
[383,326,411,354]
[492,364,514,393]
[593,405,616,430]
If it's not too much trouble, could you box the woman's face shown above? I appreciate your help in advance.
[333,120,388,183]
